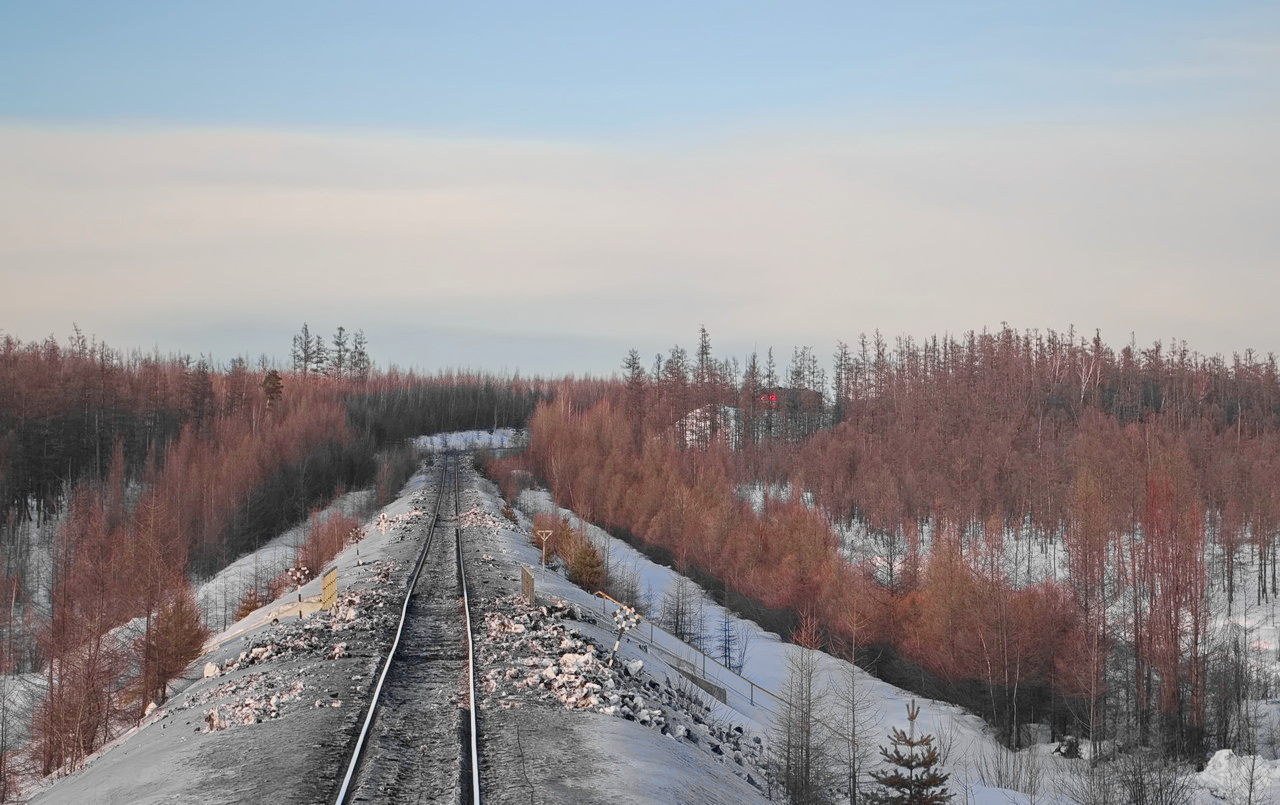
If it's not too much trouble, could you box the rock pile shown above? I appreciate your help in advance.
[212,569,399,676]
[475,596,772,791]
[200,675,307,732]
[378,506,432,540]
[457,503,507,533]
[171,560,406,735]
[168,671,307,733]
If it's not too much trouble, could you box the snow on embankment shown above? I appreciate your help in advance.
[27,463,440,805]
[195,487,374,634]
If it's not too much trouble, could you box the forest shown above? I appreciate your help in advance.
[3,322,1279,800]
[485,325,1280,767]
[0,326,544,797]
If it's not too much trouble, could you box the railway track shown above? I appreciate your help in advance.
[335,453,483,804]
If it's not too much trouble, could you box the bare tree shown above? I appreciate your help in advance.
[290,322,316,375]
[1060,751,1193,805]
[606,558,648,616]
[733,620,754,674]
[774,641,834,805]
[1224,690,1270,805]
[659,577,706,650]
[829,656,881,804]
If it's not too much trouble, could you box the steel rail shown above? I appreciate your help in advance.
[455,456,482,805]
[333,455,453,805]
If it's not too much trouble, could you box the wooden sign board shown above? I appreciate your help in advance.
[321,567,338,610]
[521,565,535,605]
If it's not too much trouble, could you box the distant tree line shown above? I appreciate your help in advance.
[345,371,549,446]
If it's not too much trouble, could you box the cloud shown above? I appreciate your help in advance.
[2,117,1278,373]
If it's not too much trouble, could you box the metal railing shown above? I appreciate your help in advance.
[588,591,787,721]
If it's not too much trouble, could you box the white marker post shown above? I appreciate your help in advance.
[535,530,553,573]
[610,604,640,667]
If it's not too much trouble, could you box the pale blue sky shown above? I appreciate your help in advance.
[4,2,1274,133]
[3,2,1278,375]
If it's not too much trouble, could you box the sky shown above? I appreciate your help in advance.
[2,2,1278,377]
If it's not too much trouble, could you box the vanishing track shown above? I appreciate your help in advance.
[335,454,482,805]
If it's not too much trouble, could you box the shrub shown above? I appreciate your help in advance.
[297,510,361,578]
[132,586,211,711]
[568,542,606,590]
[529,512,606,591]
[266,568,295,600]
[374,444,419,507]
[234,587,265,621]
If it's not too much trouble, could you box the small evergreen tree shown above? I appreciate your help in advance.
[866,701,953,804]
[261,369,283,409]
[567,541,605,590]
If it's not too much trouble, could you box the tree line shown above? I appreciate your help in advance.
[491,325,1280,765]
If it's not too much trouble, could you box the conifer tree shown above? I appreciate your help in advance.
[739,351,763,447]
[716,608,738,671]
[261,369,283,410]
[623,349,647,445]
[349,330,371,383]
[309,333,328,376]
[329,326,349,378]
[866,701,953,804]
[290,323,315,374]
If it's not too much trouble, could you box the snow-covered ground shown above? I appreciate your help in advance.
[416,427,523,454]
[20,436,775,804]
[19,431,1280,804]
